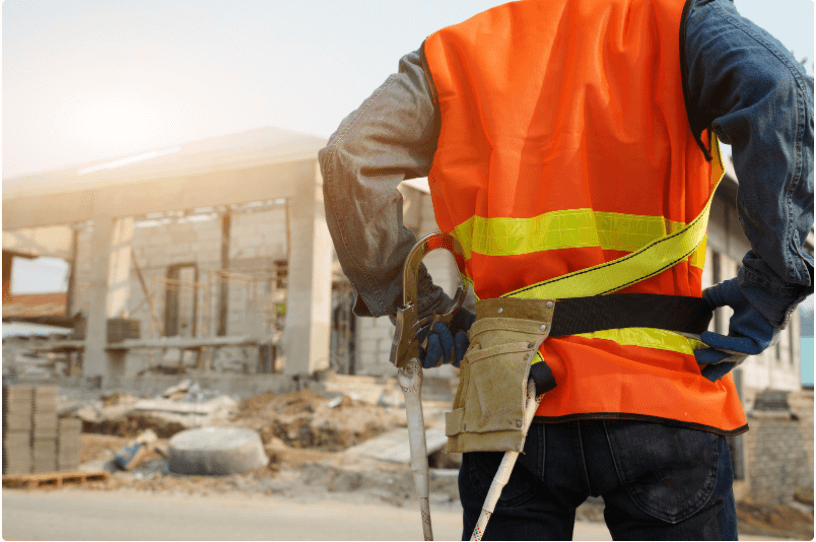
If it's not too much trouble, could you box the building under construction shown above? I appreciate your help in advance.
[2,127,458,382]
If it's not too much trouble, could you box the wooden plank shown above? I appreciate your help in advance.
[2,470,108,489]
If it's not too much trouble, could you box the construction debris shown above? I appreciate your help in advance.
[231,389,406,452]
[74,384,237,437]
[168,427,268,475]
[112,429,159,471]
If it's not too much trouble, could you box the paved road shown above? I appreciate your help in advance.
[2,489,783,541]
[2,489,615,541]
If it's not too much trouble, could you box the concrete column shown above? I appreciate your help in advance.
[283,162,332,377]
[84,215,133,381]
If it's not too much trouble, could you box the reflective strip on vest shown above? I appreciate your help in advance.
[454,210,707,269]
[573,328,705,354]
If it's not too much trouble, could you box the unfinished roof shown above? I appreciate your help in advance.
[3,127,327,230]
[3,127,327,199]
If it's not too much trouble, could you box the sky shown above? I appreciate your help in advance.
[3,0,815,379]
[3,0,814,180]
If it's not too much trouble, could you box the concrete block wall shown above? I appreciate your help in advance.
[230,208,287,264]
[71,210,289,375]
[226,207,288,338]
[743,391,814,502]
[130,215,222,340]
[355,316,397,376]
[788,390,815,485]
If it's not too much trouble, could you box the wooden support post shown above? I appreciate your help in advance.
[218,212,231,337]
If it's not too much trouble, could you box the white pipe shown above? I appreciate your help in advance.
[398,358,433,541]
[470,377,541,541]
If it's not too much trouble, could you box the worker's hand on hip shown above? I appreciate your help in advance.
[695,278,780,382]
[417,307,475,369]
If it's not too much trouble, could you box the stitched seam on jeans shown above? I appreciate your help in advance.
[576,421,593,496]
[323,74,399,316]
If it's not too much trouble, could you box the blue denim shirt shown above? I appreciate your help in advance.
[319,0,814,329]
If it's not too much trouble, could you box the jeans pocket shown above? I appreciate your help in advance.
[605,421,720,524]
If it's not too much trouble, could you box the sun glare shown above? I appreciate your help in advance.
[60,88,175,161]
[77,101,152,146]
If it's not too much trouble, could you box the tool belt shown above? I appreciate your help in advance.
[445,293,712,454]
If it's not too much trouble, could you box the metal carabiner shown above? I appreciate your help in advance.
[390,232,469,369]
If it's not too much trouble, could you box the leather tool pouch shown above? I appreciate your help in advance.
[445,298,555,454]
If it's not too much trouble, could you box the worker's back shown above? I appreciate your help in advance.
[422,0,746,434]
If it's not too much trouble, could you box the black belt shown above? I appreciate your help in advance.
[549,293,712,337]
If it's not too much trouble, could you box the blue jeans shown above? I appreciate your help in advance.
[459,420,737,540]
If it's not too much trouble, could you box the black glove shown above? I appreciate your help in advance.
[695,278,780,382]
[416,307,476,369]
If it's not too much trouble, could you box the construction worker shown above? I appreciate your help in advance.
[319,0,813,539]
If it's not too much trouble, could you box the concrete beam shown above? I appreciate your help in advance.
[283,162,333,377]
[3,160,313,230]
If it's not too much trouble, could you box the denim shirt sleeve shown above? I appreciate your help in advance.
[319,49,449,319]
[685,0,814,327]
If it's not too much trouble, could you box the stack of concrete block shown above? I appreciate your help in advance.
[2,386,33,474]
[32,386,58,473]
[57,418,82,471]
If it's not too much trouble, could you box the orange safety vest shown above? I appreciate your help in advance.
[422,0,747,434]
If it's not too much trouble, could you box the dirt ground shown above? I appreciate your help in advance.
[61,390,811,540]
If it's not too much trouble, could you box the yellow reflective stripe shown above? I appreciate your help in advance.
[503,136,724,299]
[454,211,708,272]
[456,210,691,260]
[572,328,706,355]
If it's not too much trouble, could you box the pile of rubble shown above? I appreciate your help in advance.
[62,377,459,507]
[231,388,405,451]
[71,380,237,437]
